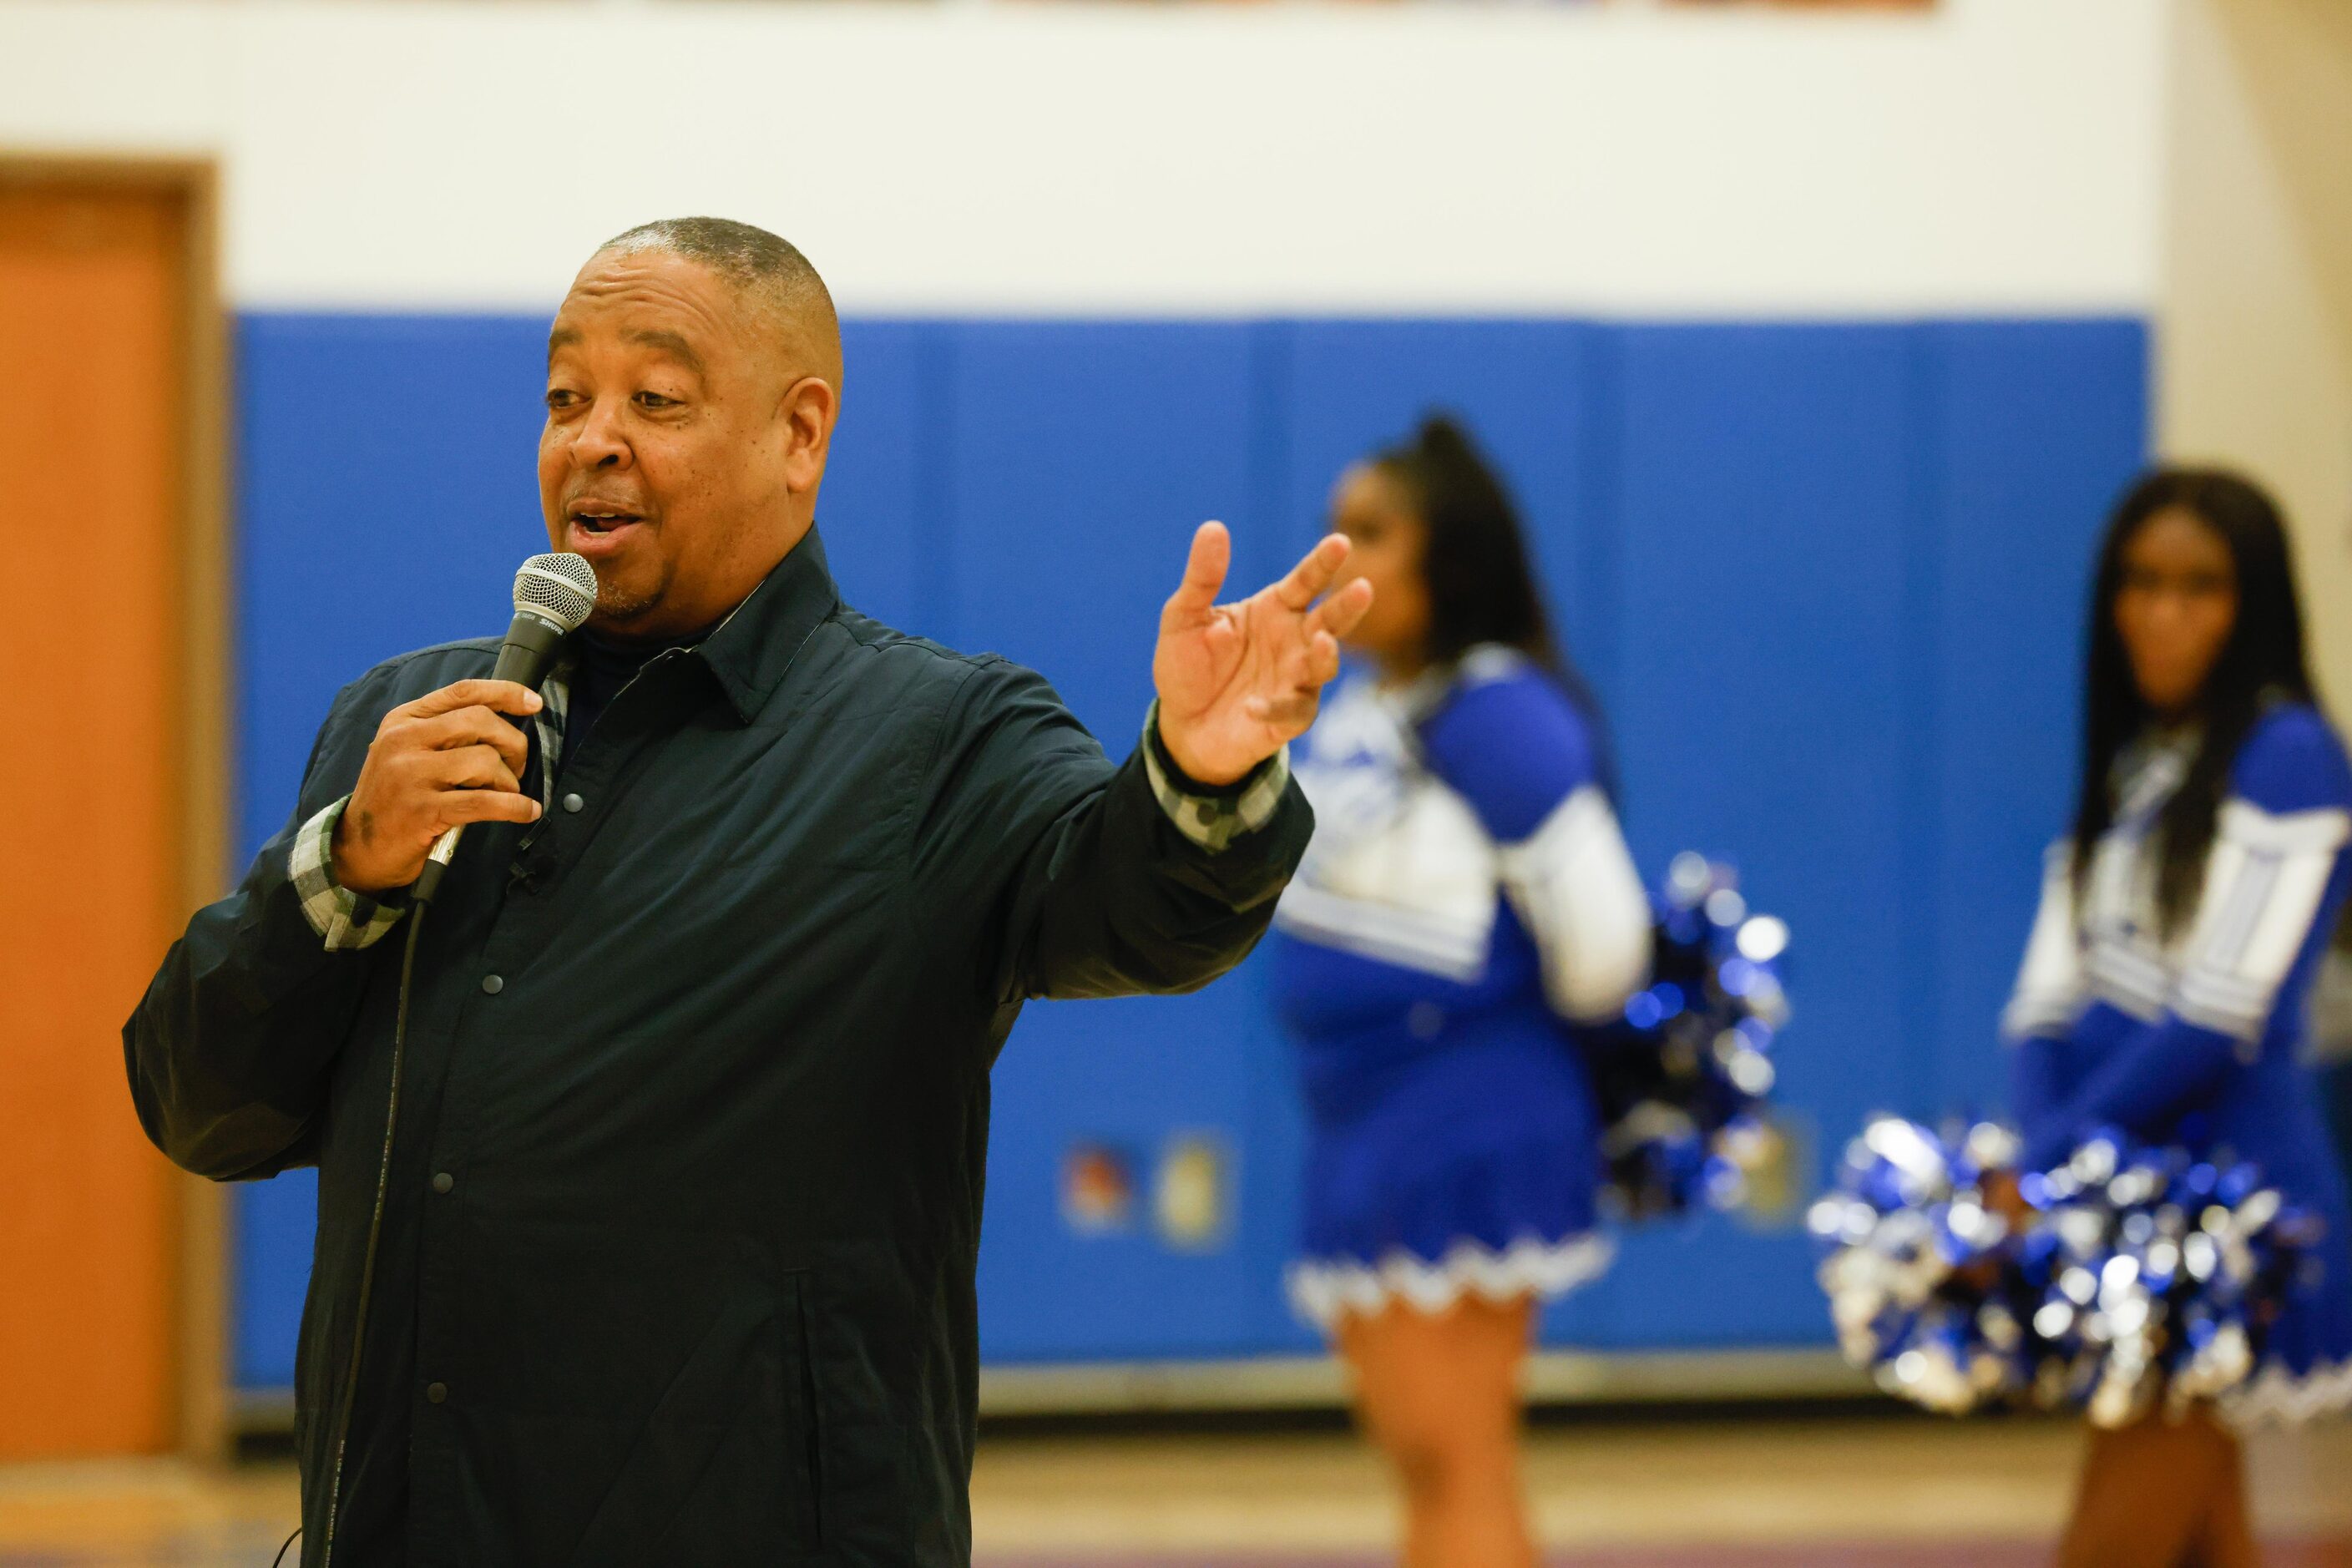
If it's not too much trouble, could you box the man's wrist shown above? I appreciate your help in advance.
[1141,702,1290,853]
[327,797,407,899]
[321,797,410,912]
[1148,712,1252,796]
[292,797,410,950]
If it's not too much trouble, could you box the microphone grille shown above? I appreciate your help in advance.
[513,552,599,632]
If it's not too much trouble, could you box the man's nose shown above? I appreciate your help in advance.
[570,398,633,469]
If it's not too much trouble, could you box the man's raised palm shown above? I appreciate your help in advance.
[1152,523,1374,787]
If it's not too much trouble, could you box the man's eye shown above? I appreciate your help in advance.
[635,392,677,409]
[545,389,580,411]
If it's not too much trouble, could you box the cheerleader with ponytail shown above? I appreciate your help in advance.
[1270,417,1651,1567]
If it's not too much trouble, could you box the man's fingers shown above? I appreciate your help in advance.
[1272,534,1351,613]
[399,679,544,721]
[1162,522,1232,628]
[1307,577,1375,641]
[435,789,544,827]
[423,746,524,797]
[1307,629,1341,688]
[408,707,532,774]
[1243,690,1321,735]
[1264,630,1340,701]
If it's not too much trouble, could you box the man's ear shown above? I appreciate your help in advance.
[779,376,837,496]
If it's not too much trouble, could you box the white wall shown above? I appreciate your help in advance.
[2,0,2165,316]
[2159,0,2352,712]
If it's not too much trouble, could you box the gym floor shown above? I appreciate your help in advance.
[3,1412,2349,1566]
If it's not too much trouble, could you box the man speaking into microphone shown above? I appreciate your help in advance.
[126,217,1370,1566]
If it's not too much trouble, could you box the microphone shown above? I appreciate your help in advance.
[411,552,599,905]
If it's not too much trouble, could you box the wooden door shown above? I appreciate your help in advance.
[0,175,219,1458]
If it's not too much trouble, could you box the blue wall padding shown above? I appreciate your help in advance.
[1921,323,2151,1117]
[944,322,1257,731]
[1603,325,1927,1342]
[228,311,2146,1386]
[820,321,948,637]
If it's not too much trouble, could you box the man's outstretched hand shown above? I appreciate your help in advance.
[1153,523,1374,787]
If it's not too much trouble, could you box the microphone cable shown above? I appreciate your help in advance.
[316,893,430,1568]
[306,553,591,1567]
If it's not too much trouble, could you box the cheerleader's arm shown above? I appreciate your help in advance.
[2010,1035,2066,1163]
[2023,707,2352,1170]
[1498,787,1652,1024]
[2020,1014,2240,1171]
[2002,840,2086,1160]
[1419,658,1651,1024]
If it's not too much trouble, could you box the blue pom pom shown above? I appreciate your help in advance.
[1813,1117,2317,1422]
[1589,857,1789,1219]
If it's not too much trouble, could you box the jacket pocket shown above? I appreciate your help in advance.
[797,1274,923,1554]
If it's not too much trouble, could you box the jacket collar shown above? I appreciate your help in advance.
[686,524,841,725]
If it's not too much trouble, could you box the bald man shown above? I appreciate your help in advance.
[128,217,1370,1567]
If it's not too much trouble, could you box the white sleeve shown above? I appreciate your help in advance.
[2171,799,2350,1044]
[2001,842,2083,1042]
[1495,784,1652,1024]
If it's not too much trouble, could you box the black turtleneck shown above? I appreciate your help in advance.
[563,625,710,774]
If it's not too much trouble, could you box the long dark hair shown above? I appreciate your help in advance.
[1371,413,1618,799]
[2070,466,2315,933]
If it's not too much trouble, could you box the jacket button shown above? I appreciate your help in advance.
[425,1382,448,1404]
[562,792,584,814]
[481,974,503,994]
[431,1172,454,1195]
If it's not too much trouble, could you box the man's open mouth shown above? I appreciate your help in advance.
[570,509,642,535]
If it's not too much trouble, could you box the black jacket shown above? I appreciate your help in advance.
[126,530,1310,1565]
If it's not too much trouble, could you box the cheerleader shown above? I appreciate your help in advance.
[2005,468,2352,1566]
[1270,417,1651,1567]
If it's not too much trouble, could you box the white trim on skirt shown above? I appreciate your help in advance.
[2219,1357,2352,1429]
[1287,1231,1616,1331]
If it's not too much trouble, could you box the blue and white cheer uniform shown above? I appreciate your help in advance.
[1271,648,1652,1328]
[2007,701,2352,1424]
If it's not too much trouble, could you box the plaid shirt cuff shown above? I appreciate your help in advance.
[289,796,409,952]
[1141,701,1291,854]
